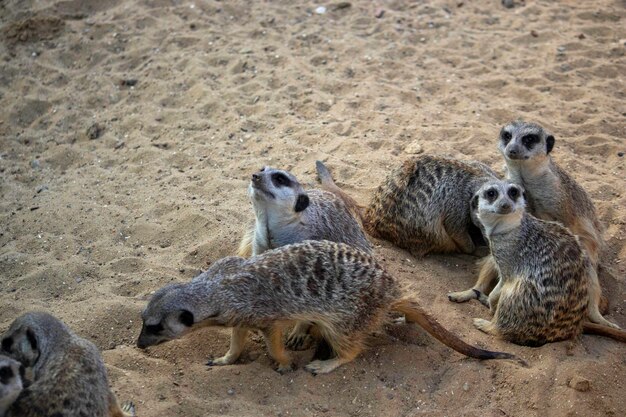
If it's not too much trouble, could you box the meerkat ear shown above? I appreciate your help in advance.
[294,194,310,212]
[179,310,194,327]
[1,337,13,352]
[470,194,479,211]
[546,135,555,154]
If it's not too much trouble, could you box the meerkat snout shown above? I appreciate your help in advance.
[248,166,310,212]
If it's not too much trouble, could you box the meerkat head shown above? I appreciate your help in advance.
[471,181,526,237]
[0,355,24,415]
[1,316,43,370]
[498,121,555,163]
[137,282,220,349]
[248,166,310,215]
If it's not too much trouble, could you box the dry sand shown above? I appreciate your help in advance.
[1,0,625,416]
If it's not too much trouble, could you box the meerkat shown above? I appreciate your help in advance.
[462,181,625,345]
[236,162,372,351]
[137,240,526,375]
[0,312,135,417]
[237,163,371,257]
[496,120,615,329]
[363,155,499,257]
[0,355,23,417]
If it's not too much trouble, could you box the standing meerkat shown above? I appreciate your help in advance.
[137,240,525,375]
[237,163,371,257]
[0,355,23,417]
[466,181,625,345]
[237,162,372,350]
[363,155,499,256]
[496,120,615,329]
[0,312,135,417]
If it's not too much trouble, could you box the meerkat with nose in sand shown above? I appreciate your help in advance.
[137,240,525,375]
[495,120,616,329]
[466,181,625,345]
[363,155,499,257]
[0,312,135,417]
[0,355,23,417]
[237,161,372,350]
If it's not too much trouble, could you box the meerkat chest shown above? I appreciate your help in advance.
[253,211,308,254]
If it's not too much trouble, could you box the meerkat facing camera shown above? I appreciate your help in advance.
[1,312,135,417]
[0,355,23,417]
[497,120,615,329]
[466,181,625,345]
[137,240,525,375]
[363,155,499,256]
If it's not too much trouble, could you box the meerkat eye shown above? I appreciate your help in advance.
[259,167,265,172]
[508,187,519,199]
[271,173,291,187]
[521,134,540,149]
[145,323,164,334]
[501,131,512,144]
[0,366,14,384]
[485,189,498,199]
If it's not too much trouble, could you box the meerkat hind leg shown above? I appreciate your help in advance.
[448,255,498,305]
[109,396,136,417]
[285,322,313,350]
[262,324,293,373]
[587,268,620,329]
[305,344,362,375]
[208,326,249,366]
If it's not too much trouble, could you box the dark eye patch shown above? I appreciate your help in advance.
[1,337,13,352]
[271,173,291,187]
[521,134,540,149]
[0,366,14,384]
[484,189,498,202]
[145,323,164,335]
[501,130,512,144]
[508,187,520,200]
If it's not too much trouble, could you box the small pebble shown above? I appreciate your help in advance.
[86,123,104,140]
[463,382,470,391]
[502,0,514,8]
[315,6,326,14]
[568,376,590,392]
[227,388,235,395]
[30,159,41,169]
[530,30,538,37]
[36,185,48,193]
[617,151,624,157]
[375,8,385,18]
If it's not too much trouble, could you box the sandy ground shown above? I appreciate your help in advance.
[1,0,625,416]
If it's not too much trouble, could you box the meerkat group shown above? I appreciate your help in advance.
[3,120,624,413]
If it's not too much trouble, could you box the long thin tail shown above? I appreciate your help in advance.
[315,160,365,221]
[392,298,528,366]
[583,322,626,342]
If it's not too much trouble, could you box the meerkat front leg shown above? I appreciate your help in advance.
[487,278,504,313]
[262,324,293,373]
[207,327,249,366]
[108,396,136,417]
[473,318,500,336]
[285,322,313,350]
[448,255,498,306]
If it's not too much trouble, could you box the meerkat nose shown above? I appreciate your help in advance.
[252,173,260,181]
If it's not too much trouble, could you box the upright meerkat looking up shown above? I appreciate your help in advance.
[466,181,625,345]
[238,164,371,257]
[137,240,525,375]
[0,312,135,417]
[0,355,23,417]
[363,155,499,256]
[498,120,615,328]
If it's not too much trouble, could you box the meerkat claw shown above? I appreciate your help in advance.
[122,401,136,417]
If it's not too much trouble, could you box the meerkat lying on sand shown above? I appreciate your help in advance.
[465,181,625,345]
[0,355,23,417]
[1,312,135,417]
[363,155,498,256]
[137,240,526,375]
[237,162,372,350]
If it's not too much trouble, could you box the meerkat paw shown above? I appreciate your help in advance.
[448,288,479,303]
[286,332,313,351]
[305,359,346,375]
[207,354,237,367]
[275,362,295,374]
[122,401,136,417]
[473,318,498,335]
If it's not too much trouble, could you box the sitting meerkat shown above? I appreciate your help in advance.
[363,155,499,256]
[237,162,372,351]
[496,120,615,329]
[0,312,135,417]
[238,162,371,257]
[0,355,23,417]
[137,240,525,375]
[467,181,625,345]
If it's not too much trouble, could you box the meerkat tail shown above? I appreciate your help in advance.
[237,228,254,258]
[391,298,528,366]
[315,160,365,221]
[582,322,626,343]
